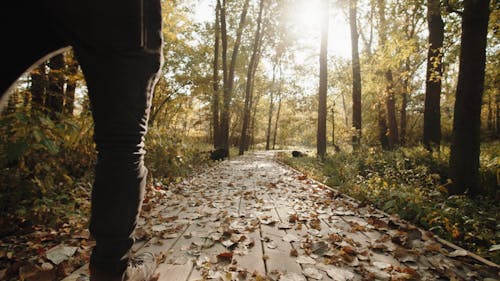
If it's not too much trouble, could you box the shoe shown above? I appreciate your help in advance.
[123,252,156,281]
[90,252,157,281]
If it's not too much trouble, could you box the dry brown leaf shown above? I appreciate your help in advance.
[217,251,233,262]
[368,218,389,229]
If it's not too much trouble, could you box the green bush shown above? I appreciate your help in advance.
[0,109,95,229]
[145,127,211,184]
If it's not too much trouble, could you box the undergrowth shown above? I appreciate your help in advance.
[279,143,500,264]
[0,109,212,237]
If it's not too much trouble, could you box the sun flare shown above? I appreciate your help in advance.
[287,0,352,59]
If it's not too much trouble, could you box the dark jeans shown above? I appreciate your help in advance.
[1,0,163,275]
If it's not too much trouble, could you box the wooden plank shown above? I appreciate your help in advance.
[251,188,304,277]
[62,200,184,281]
[153,223,202,281]
[270,194,334,281]
[61,264,88,281]
[236,193,267,276]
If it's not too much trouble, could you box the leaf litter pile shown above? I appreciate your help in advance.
[14,151,500,280]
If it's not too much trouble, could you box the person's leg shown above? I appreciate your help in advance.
[70,0,163,278]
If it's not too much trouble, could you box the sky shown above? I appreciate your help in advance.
[193,0,353,59]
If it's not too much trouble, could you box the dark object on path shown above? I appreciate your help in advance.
[333,144,341,152]
[292,151,306,157]
[210,148,229,161]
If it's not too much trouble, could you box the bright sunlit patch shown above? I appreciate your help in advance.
[191,0,352,59]
[293,0,322,32]
[287,0,352,59]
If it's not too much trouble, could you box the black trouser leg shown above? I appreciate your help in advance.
[74,46,161,274]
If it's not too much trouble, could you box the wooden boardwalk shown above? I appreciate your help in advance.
[64,152,499,281]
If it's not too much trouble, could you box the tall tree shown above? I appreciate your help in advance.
[46,53,65,119]
[449,0,490,196]
[350,0,362,147]
[377,0,398,149]
[64,51,79,116]
[212,0,222,148]
[219,0,250,154]
[400,58,410,144]
[317,0,329,159]
[423,0,444,150]
[272,92,282,150]
[31,63,47,112]
[266,59,279,150]
[377,102,390,149]
[240,0,265,155]
[496,92,500,136]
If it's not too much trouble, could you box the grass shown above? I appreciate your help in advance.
[278,142,500,264]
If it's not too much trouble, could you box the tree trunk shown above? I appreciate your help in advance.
[64,51,78,116]
[239,0,265,155]
[400,59,410,145]
[220,0,250,155]
[340,90,348,127]
[249,90,263,149]
[265,63,278,150]
[377,0,398,149]
[423,0,444,150]
[212,0,222,148]
[385,70,399,148]
[265,91,274,150]
[400,87,408,145]
[31,63,47,112]
[378,101,390,150]
[331,106,335,146]
[46,54,65,119]
[487,92,493,131]
[272,94,282,150]
[449,0,490,196]
[350,0,362,147]
[317,0,329,159]
[496,92,500,136]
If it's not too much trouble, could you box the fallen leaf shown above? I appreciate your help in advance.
[266,241,278,249]
[372,261,392,270]
[277,222,293,229]
[222,240,235,248]
[151,224,167,232]
[279,272,307,281]
[217,252,233,262]
[325,266,355,281]
[296,255,316,264]
[46,245,78,265]
[303,267,323,280]
[447,249,468,257]
[488,244,500,252]
[297,174,308,180]
[283,234,299,243]
[312,241,329,255]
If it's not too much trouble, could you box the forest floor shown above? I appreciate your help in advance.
[3,151,500,280]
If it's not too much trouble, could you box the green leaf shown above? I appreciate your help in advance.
[6,141,29,163]
[41,138,59,155]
